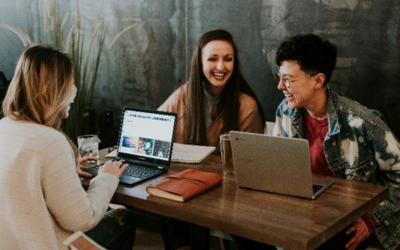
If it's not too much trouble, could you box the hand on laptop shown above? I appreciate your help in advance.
[76,156,99,178]
[99,160,129,178]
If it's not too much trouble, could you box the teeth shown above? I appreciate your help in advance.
[214,73,224,77]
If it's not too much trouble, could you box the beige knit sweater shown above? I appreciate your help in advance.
[0,117,119,250]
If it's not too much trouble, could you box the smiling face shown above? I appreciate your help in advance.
[201,40,234,96]
[277,60,319,110]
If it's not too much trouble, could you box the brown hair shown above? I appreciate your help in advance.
[2,45,78,156]
[184,29,265,145]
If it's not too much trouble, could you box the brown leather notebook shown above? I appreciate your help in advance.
[146,169,223,202]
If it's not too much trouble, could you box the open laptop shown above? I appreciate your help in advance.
[229,131,333,199]
[84,107,177,185]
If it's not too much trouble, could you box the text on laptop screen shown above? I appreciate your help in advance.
[118,110,176,161]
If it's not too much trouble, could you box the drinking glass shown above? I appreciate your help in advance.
[78,135,100,163]
[219,134,234,175]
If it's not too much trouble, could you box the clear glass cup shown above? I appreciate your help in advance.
[78,135,100,163]
[219,133,234,175]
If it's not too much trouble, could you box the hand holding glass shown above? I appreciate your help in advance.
[78,135,100,163]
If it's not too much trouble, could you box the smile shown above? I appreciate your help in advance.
[213,72,225,78]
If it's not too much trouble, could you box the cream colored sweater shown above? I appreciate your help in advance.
[0,117,119,250]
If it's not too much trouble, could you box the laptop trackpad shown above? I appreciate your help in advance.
[120,175,141,185]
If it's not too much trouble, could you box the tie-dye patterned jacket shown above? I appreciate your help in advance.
[272,86,400,250]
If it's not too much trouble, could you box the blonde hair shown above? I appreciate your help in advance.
[2,45,78,156]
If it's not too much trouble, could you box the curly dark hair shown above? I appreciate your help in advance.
[275,34,337,85]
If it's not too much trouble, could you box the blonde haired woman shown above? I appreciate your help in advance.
[0,45,135,250]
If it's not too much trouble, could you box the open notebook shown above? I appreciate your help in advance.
[171,143,215,163]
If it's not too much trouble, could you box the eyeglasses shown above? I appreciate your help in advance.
[275,72,317,88]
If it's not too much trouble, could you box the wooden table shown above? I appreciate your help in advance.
[81,148,389,250]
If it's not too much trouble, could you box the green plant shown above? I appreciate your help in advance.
[0,0,136,143]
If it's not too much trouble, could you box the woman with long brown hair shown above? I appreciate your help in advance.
[159,29,265,151]
[158,29,266,250]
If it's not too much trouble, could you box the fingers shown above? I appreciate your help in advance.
[98,160,128,178]
[77,168,92,178]
[113,160,128,176]
[345,219,369,250]
[111,160,126,169]
[77,156,99,166]
[119,162,129,172]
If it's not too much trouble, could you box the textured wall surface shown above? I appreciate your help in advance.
[1,0,399,145]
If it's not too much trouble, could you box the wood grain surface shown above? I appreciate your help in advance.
[81,148,388,250]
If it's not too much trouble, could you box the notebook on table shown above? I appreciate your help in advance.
[229,131,333,199]
[171,143,215,163]
[84,107,177,185]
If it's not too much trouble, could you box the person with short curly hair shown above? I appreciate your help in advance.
[273,33,400,250]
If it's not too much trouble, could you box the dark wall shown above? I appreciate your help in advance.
[1,0,399,145]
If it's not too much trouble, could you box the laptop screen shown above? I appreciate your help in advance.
[116,108,177,164]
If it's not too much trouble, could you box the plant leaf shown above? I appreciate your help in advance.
[110,23,138,49]
[0,23,33,46]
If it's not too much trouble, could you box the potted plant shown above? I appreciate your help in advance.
[0,0,136,143]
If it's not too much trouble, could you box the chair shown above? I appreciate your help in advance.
[210,229,235,250]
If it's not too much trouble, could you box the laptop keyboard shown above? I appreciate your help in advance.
[122,164,164,179]
[312,184,324,194]
[90,163,164,179]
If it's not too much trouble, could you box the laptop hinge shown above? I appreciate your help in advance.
[117,157,168,169]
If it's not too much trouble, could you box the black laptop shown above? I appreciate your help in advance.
[84,107,177,184]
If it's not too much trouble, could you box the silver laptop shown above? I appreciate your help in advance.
[84,107,177,185]
[229,131,333,199]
